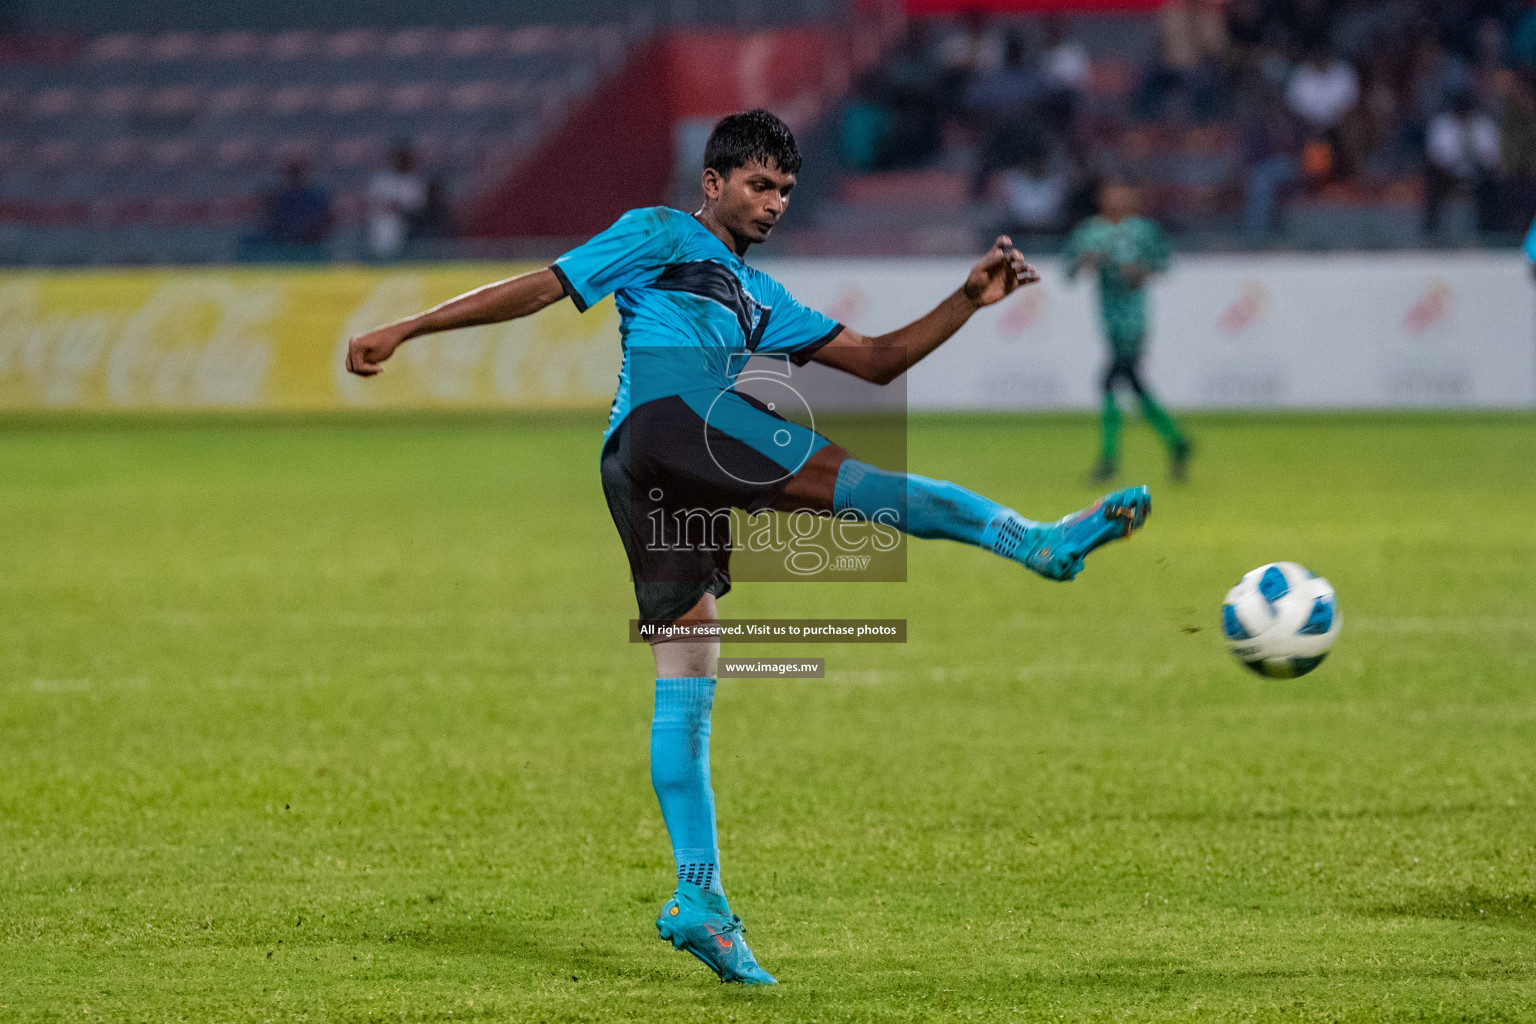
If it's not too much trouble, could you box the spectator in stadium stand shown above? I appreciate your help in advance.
[1223,0,1265,56]
[1040,15,1089,135]
[1511,0,1536,70]
[1042,16,1090,94]
[936,10,1003,120]
[839,72,892,173]
[1498,73,1536,231]
[965,31,1048,120]
[1470,17,1510,110]
[966,32,1053,191]
[1333,49,1409,180]
[1405,31,1471,132]
[1221,19,1292,121]
[367,145,428,261]
[260,159,334,250]
[879,23,945,169]
[412,177,454,241]
[1138,0,1230,120]
[994,144,1072,239]
[1424,90,1501,236]
[1284,45,1360,133]
[1060,142,1104,228]
[1275,0,1336,51]
[1239,91,1302,236]
[1330,0,1403,64]
[938,8,1005,75]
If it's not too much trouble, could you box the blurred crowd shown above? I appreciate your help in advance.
[250,143,452,259]
[840,0,1536,241]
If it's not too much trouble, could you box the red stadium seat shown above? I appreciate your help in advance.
[208,31,262,61]
[268,84,324,117]
[326,29,384,61]
[96,137,147,169]
[29,88,81,119]
[387,82,446,113]
[32,138,82,169]
[147,32,203,63]
[149,137,201,171]
[323,82,382,116]
[445,28,502,58]
[837,169,970,211]
[385,29,445,59]
[82,34,144,63]
[92,86,145,117]
[0,22,627,259]
[272,137,322,164]
[145,86,203,118]
[211,137,261,169]
[269,31,322,62]
[207,85,262,118]
[448,81,501,111]
[328,135,386,169]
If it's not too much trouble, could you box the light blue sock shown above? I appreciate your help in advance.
[650,676,725,897]
[832,459,1040,560]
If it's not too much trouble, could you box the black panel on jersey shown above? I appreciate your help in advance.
[651,261,771,349]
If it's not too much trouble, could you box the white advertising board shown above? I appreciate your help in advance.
[765,252,1536,410]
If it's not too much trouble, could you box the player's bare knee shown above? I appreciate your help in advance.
[776,444,850,513]
[651,640,718,679]
[649,592,720,677]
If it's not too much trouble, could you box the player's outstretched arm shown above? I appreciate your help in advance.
[810,236,1038,385]
[345,268,566,376]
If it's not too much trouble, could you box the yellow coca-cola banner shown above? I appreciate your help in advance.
[0,264,622,411]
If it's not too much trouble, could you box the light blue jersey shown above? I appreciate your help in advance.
[551,207,843,441]
[1525,215,1536,263]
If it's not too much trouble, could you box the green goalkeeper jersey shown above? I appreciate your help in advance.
[1063,214,1170,356]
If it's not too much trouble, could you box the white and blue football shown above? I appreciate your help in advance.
[1221,562,1339,678]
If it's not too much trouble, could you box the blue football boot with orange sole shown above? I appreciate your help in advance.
[1020,485,1151,581]
[656,882,776,985]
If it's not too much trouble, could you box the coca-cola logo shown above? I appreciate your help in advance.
[1402,281,1451,334]
[998,287,1046,336]
[1217,283,1267,336]
[824,286,866,325]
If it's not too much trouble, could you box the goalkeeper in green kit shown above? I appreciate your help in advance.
[1065,183,1192,483]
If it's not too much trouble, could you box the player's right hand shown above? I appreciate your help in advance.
[346,325,409,377]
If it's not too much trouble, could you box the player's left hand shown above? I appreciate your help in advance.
[963,236,1039,308]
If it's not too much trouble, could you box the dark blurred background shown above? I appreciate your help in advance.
[0,0,1531,264]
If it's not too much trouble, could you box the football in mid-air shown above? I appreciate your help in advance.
[1221,562,1339,678]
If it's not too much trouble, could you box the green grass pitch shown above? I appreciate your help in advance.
[2,410,1534,1022]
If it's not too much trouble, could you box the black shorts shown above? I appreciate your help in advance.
[600,392,832,626]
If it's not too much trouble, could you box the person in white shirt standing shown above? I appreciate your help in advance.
[367,145,428,260]
[1042,15,1090,94]
[1285,46,1360,133]
[1425,91,1501,237]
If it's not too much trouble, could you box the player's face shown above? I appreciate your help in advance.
[1100,185,1137,222]
[705,160,796,244]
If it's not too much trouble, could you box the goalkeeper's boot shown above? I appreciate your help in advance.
[656,882,777,985]
[1020,485,1150,582]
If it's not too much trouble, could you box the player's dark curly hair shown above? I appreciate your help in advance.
[703,109,802,177]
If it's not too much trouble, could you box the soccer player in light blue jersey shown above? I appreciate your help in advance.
[346,110,1150,985]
